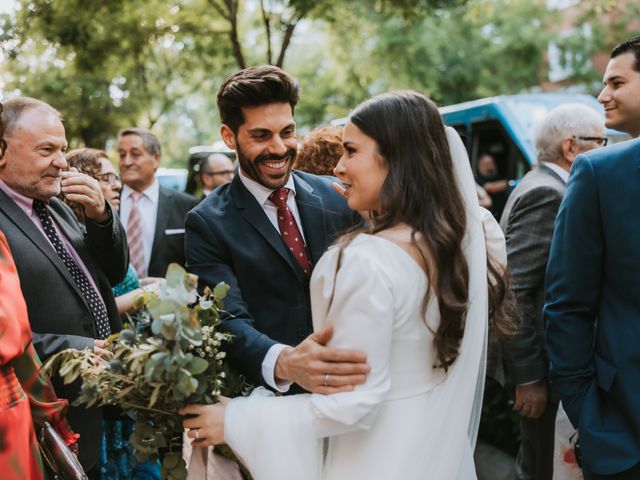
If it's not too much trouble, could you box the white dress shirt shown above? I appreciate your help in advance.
[238,169,307,392]
[541,161,570,183]
[119,181,160,274]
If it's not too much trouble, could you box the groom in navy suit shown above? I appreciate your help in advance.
[544,36,640,479]
[185,66,368,395]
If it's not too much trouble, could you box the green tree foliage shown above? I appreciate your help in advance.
[1,0,234,148]
[549,0,640,90]
[322,0,552,106]
[2,0,634,161]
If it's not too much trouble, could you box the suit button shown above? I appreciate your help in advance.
[297,327,307,339]
[83,324,93,333]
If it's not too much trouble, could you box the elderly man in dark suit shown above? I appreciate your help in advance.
[117,127,198,278]
[545,36,640,480]
[0,96,128,475]
[186,66,369,395]
[499,103,606,480]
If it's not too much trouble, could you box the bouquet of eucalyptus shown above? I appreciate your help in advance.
[44,264,247,480]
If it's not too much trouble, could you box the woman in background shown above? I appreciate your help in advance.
[64,148,163,316]
[294,125,344,176]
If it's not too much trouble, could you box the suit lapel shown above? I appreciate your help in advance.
[231,177,302,275]
[293,174,328,264]
[151,187,171,264]
[0,191,88,303]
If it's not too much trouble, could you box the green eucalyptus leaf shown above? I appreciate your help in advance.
[151,319,162,335]
[213,282,230,301]
[148,299,177,320]
[199,299,213,310]
[149,384,162,408]
[186,357,209,375]
[165,263,186,288]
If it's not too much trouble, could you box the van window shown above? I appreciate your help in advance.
[470,120,528,181]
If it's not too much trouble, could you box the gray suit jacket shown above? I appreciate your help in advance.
[0,191,128,469]
[495,164,566,386]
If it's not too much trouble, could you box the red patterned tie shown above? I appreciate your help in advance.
[127,191,146,277]
[269,188,312,276]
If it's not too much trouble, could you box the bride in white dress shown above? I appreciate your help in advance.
[181,91,507,480]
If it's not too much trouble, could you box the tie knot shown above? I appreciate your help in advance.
[32,199,48,217]
[130,191,143,204]
[269,188,290,208]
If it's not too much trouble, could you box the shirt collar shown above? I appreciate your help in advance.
[541,162,570,183]
[122,179,160,204]
[0,178,39,215]
[238,169,297,207]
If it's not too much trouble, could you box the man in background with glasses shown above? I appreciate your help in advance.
[497,103,606,480]
[198,153,235,198]
[545,36,640,479]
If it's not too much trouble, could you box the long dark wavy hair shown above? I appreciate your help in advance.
[339,91,508,370]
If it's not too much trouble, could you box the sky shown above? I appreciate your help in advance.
[0,0,14,14]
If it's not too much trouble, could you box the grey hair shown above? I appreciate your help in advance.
[118,127,161,157]
[1,96,60,136]
[534,103,603,165]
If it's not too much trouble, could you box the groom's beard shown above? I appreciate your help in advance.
[236,142,297,190]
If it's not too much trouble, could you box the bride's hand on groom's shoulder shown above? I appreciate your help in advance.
[180,401,229,446]
[274,324,371,394]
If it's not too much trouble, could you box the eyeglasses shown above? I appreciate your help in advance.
[202,170,234,177]
[574,136,608,147]
[97,172,121,185]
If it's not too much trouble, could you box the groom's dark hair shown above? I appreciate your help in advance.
[217,65,300,134]
[611,35,640,72]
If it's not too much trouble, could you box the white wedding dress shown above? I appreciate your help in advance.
[220,128,505,480]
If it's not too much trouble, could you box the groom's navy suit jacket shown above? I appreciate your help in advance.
[185,171,358,390]
[544,137,640,475]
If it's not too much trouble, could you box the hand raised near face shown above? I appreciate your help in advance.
[61,168,108,223]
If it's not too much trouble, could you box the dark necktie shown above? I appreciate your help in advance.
[32,200,111,339]
[268,188,312,277]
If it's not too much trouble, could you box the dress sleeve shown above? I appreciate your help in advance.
[224,244,394,480]
[0,233,29,365]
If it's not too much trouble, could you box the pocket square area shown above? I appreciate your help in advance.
[165,229,185,235]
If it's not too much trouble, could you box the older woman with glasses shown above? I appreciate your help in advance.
[64,148,164,314]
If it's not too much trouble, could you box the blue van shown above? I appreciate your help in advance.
[440,93,628,182]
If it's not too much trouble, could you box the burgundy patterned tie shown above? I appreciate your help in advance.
[32,200,111,339]
[269,188,312,277]
[127,191,146,277]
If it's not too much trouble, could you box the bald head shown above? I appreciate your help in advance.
[1,97,60,138]
[201,153,235,191]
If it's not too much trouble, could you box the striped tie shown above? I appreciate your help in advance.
[127,191,146,277]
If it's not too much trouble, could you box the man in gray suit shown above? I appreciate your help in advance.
[0,96,128,475]
[499,104,606,480]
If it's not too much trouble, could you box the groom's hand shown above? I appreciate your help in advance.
[274,324,370,394]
